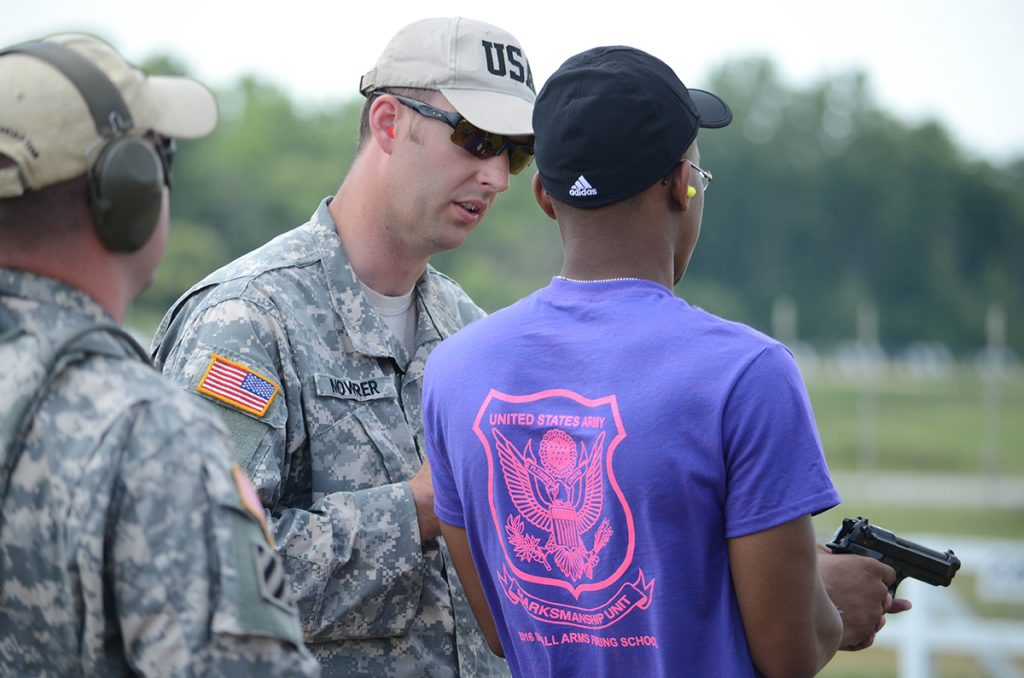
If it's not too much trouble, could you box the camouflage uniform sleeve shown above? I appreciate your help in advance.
[111,398,319,677]
[154,297,428,640]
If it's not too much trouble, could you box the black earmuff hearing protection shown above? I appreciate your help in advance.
[0,41,165,252]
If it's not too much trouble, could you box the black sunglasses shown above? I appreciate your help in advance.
[383,93,534,175]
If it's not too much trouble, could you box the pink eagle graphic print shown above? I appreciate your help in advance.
[474,389,654,629]
[494,427,611,581]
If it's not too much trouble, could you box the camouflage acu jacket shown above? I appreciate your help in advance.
[0,269,318,677]
[150,199,509,678]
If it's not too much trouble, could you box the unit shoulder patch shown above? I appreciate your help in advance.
[231,464,275,547]
[252,540,296,613]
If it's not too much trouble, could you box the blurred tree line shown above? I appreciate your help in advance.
[131,56,1024,356]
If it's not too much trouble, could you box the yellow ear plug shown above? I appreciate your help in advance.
[687,185,697,198]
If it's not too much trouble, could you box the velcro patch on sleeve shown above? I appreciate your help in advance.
[197,353,279,417]
[232,464,275,548]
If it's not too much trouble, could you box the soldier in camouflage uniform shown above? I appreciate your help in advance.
[150,17,536,678]
[0,34,318,676]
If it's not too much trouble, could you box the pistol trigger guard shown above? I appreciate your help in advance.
[888,575,906,600]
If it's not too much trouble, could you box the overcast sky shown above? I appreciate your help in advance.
[5,0,1023,164]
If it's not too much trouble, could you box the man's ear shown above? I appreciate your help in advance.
[369,95,400,151]
[532,173,557,220]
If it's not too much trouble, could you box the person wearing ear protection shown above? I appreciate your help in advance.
[0,33,318,676]
[150,16,533,678]
[421,46,910,677]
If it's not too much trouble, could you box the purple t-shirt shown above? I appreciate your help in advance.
[423,278,839,678]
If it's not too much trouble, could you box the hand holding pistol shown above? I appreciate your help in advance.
[827,516,961,596]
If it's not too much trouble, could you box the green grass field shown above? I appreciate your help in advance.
[820,650,1024,678]
[806,365,1024,475]
[802,365,1024,676]
[805,364,1024,540]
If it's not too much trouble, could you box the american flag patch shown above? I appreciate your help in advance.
[197,354,279,417]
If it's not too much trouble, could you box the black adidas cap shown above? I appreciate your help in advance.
[533,45,732,209]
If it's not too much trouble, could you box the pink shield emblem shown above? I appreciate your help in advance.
[473,388,636,602]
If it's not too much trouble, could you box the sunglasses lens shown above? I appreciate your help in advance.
[451,121,534,175]
[452,122,501,158]
[507,145,534,175]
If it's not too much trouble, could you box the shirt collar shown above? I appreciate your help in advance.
[0,267,116,326]
[311,199,461,364]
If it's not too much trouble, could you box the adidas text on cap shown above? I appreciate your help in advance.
[0,33,217,199]
[359,17,536,136]
[533,45,732,209]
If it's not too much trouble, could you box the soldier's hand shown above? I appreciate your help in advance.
[408,460,441,541]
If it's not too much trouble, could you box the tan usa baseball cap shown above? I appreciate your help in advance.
[0,33,217,199]
[359,17,535,136]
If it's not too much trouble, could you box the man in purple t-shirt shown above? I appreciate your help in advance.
[423,46,906,678]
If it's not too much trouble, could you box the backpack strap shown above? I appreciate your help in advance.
[0,321,150,506]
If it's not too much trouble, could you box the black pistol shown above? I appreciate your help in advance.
[826,516,961,595]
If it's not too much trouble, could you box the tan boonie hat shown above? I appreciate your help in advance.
[359,17,535,136]
[0,33,217,199]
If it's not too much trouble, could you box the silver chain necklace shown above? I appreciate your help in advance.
[555,276,643,283]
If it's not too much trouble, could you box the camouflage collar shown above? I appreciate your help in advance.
[0,268,115,325]
[310,200,462,364]
[415,270,465,340]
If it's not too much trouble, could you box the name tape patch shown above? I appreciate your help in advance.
[314,373,395,401]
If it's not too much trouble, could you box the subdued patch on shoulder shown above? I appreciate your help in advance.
[252,540,296,613]
[197,353,279,417]
[232,464,275,547]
